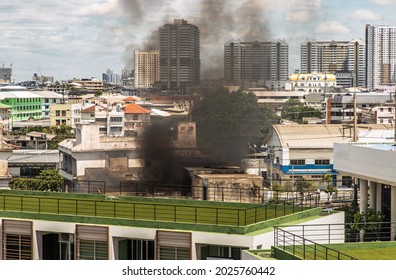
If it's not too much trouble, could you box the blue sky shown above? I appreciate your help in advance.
[1,0,396,82]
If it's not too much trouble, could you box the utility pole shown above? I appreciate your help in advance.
[268,149,274,190]
[394,85,396,140]
[353,93,357,142]
[353,92,358,210]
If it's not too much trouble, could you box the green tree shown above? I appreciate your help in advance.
[294,178,317,195]
[191,88,280,164]
[280,99,322,123]
[352,209,385,241]
[323,174,337,203]
[11,169,63,192]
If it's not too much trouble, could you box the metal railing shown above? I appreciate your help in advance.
[273,222,396,260]
[0,191,319,227]
[274,227,357,260]
[64,180,321,205]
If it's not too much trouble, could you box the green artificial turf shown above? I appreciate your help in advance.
[0,191,310,227]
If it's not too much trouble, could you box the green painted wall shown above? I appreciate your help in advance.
[1,97,42,121]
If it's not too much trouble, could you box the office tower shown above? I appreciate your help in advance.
[134,50,160,88]
[366,25,396,90]
[301,39,366,87]
[159,19,200,90]
[224,39,289,82]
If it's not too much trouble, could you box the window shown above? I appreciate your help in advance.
[315,159,330,165]
[55,110,60,116]
[200,245,247,260]
[110,117,122,122]
[118,239,154,260]
[290,159,305,165]
[61,110,66,116]
[133,114,139,120]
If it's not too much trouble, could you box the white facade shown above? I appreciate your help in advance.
[249,89,305,110]
[366,25,396,90]
[334,142,396,239]
[289,72,337,93]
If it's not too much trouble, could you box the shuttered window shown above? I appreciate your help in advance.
[156,231,191,260]
[2,220,33,260]
[76,225,108,260]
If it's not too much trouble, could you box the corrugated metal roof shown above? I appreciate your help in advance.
[272,124,394,149]
[8,150,59,164]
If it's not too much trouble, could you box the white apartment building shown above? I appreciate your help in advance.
[134,50,160,88]
[301,39,365,87]
[366,25,396,90]
[80,104,125,137]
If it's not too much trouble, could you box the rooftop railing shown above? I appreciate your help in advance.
[0,191,319,228]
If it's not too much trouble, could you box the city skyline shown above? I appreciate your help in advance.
[2,0,396,82]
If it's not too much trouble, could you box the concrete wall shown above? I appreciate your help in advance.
[334,143,396,185]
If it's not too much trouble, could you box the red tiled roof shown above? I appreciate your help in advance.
[124,103,151,114]
[123,96,137,101]
[81,105,96,113]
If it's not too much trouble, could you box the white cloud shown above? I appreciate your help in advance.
[287,0,321,9]
[286,11,313,23]
[370,0,396,5]
[350,9,382,20]
[315,21,350,35]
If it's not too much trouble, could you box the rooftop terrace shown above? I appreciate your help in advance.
[0,190,321,235]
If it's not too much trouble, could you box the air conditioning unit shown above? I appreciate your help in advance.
[59,233,74,243]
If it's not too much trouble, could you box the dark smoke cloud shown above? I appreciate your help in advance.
[117,0,270,78]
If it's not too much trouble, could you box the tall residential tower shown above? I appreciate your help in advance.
[366,25,396,90]
[159,19,200,90]
[301,39,366,87]
[134,50,160,88]
[224,39,289,83]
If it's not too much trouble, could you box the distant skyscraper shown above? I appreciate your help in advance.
[102,68,120,85]
[134,50,160,88]
[0,66,12,84]
[224,39,289,82]
[301,39,366,87]
[159,19,200,90]
[366,25,396,90]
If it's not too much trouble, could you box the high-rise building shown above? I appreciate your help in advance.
[134,50,160,88]
[366,25,396,90]
[301,39,366,87]
[159,19,200,90]
[224,39,289,83]
[102,69,120,85]
[0,66,12,84]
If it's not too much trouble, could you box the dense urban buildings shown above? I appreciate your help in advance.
[366,25,396,90]
[134,50,160,88]
[224,39,289,84]
[159,19,200,90]
[300,39,366,87]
